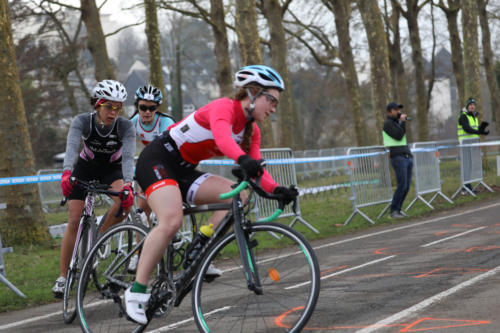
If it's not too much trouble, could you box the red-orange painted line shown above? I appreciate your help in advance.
[434,231,449,236]
[399,317,490,332]
[451,224,476,228]
[413,267,488,278]
[320,265,348,276]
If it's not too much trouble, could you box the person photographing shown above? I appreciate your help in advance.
[383,102,413,219]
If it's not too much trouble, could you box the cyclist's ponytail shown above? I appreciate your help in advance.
[234,83,262,153]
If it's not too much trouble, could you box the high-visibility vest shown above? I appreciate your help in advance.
[457,111,479,141]
[382,130,407,147]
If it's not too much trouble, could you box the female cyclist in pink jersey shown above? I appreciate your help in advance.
[125,65,298,324]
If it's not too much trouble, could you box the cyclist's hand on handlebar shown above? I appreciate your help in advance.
[273,185,299,206]
[120,183,134,210]
[61,170,73,197]
[237,155,264,179]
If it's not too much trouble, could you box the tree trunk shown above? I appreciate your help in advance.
[235,0,275,147]
[328,0,367,146]
[357,0,391,144]
[262,0,304,149]
[172,43,183,121]
[80,0,115,81]
[209,0,233,97]
[462,0,488,168]
[437,0,464,107]
[478,0,500,133]
[404,0,428,141]
[462,0,481,104]
[61,73,79,116]
[388,0,412,142]
[145,0,168,114]
[0,0,51,246]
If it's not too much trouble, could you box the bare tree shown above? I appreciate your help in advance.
[357,0,392,143]
[322,0,367,146]
[384,0,412,141]
[393,0,431,141]
[157,0,233,97]
[478,0,500,133]
[0,0,51,246]
[44,0,142,81]
[436,0,464,106]
[260,0,304,149]
[145,0,168,113]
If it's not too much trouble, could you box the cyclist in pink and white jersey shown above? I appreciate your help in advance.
[125,65,298,324]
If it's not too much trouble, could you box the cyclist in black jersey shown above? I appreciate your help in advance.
[52,80,136,298]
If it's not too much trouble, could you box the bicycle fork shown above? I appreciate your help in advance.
[232,196,263,295]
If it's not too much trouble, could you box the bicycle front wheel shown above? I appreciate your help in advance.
[192,222,320,333]
[76,222,149,333]
[63,219,91,324]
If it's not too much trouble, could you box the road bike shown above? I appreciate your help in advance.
[76,168,320,332]
[61,177,125,324]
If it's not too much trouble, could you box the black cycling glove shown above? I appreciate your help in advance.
[273,185,299,205]
[237,155,264,178]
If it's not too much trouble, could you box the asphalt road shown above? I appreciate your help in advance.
[2,198,500,332]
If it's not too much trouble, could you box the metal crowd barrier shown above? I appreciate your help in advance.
[37,168,63,212]
[257,148,319,234]
[0,233,26,298]
[451,137,494,198]
[344,146,392,225]
[406,142,453,211]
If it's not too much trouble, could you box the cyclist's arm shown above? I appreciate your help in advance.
[119,118,137,184]
[62,114,86,172]
[248,125,278,193]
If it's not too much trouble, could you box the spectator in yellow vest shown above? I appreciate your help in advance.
[383,102,413,218]
[457,98,489,194]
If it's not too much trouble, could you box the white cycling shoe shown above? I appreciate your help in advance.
[125,287,150,325]
[127,255,139,273]
[205,263,222,277]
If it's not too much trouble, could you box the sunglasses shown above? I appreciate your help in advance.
[260,91,279,108]
[99,103,121,112]
[139,104,158,112]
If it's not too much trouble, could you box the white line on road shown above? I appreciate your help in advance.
[421,226,486,247]
[0,309,63,331]
[146,306,232,332]
[286,255,397,289]
[354,264,500,333]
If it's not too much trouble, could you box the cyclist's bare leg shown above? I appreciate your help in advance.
[137,185,152,225]
[100,179,128,233]
[59,199,85,277]
[135,185,184,285]
[193,175,248,229]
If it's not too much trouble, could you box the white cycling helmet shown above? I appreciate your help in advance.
[93,80,128,103]
[234,65,285,91]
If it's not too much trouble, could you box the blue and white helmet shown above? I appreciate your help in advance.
[93,80,127,102]
[135,84,163,105]
[234,65,285,91]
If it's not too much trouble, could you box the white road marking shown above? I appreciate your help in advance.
[421,226,486,247]
[354,264,500,333]
[146,306,232,332]
[286,256,397,290]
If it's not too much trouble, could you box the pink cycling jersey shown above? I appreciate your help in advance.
[169,98,278,193]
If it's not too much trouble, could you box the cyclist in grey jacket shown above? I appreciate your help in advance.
[52,80,136,298]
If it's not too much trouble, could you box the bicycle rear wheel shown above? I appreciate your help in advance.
[76,223,149,333]
[63,219,91,324]
[192,222,320,333]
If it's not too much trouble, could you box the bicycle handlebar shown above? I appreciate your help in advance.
[60,178,128,218]
[218,166,295,222]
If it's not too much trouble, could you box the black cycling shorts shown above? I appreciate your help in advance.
[68,158,123,200]
[135,137,206,203]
